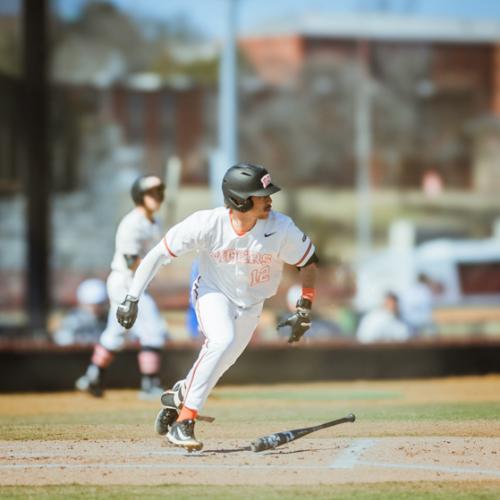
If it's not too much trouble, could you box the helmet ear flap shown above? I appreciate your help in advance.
[131,179,143,205]
[226,195,253,212]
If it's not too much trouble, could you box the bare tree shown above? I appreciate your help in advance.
[240,54,418,188]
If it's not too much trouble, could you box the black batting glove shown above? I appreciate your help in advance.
[277,297,312,343]
[116,295,139,329]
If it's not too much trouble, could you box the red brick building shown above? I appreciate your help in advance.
[239,13,500,189]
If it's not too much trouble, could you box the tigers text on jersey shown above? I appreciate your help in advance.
[162,207,315,308]
[110,208,162,274]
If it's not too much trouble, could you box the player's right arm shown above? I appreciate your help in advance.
[116,241,168,328]
[116,211,209,329]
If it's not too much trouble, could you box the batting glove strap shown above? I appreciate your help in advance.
[116,295,139,330]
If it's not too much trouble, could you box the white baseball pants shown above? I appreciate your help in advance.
[182,285,263,411]
[99,270,168,351]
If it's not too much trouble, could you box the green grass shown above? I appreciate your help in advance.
[215,402,500,431]
[214,389,404,401]
[1,401,498,440]
[1,482,500,499]
[356,402,500,422]
[0,408,152,440]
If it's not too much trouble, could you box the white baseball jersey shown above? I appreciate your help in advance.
[110,208,162,275]
[161,207,315,308]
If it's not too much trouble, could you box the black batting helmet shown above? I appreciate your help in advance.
[130,175,165,206]
[222,163,281,212]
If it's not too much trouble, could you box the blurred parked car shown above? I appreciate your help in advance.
[355,237,500,314]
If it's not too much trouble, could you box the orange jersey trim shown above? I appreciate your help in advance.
[228,209,258,237]
[229,210,247,236]
[163,236,177,258]
[183,303,208,410]
[294,241,312,267]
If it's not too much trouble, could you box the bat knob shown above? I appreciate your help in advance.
[347,413,356,422]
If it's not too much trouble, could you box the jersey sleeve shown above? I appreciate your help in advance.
[279,221,316,267]
[161,211,208,258]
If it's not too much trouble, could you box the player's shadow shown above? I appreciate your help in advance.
[263,447,322,455]
[201,445,322,455]
[202,445,251,454]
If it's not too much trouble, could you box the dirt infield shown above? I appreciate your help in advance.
[2,436,500,486]
[1,376,500,489]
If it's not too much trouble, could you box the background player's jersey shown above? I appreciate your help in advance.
[162,207,315,308]
[110,208,162,275]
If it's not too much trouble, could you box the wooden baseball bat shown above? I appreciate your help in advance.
[250,413,355,452]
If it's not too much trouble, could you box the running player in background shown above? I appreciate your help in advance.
[76,175,170,400]
[117,163,318,450]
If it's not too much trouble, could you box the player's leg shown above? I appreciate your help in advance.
[75,303,125,397]
[182,291,240,411]
[201,302,261,391]
[167,290,236,450]
[155,277,193,435]
[155,379,185,436]
[175,298,261,408]
[160,276,197,412]
[133,292,168,400]
[75,272,127,397]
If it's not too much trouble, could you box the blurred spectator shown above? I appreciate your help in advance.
[53,279,108,346]
[276,284,343,340]
[356,292,411,343]
[422,169,443,198]
[399,273,437,336]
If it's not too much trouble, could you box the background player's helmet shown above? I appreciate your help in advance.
[131,175,165,206]
[222,163,281,212]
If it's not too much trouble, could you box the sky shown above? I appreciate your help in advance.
[51,0,500,38]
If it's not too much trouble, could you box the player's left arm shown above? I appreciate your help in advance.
[277,221,319,343]
[278,258,318,343]
[299,258,318,294]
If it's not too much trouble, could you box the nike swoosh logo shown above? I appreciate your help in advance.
[264,232,276,237]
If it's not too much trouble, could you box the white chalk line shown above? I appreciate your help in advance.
[0,463,337,470]
[330,438,377,469]
[358,460,500,478]
[1,450,188,458]
[329,438,500,478]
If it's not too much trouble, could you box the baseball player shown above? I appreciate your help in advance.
[117,164,318,450]
[76,175,169,400]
